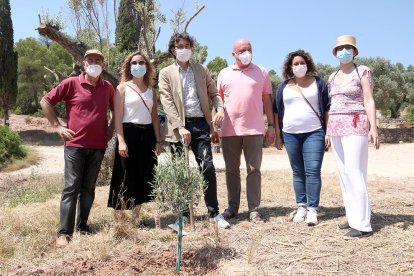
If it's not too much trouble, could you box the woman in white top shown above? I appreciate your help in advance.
[273,50,330,226]
[108,52,161,224]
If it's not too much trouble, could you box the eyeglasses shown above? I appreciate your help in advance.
[175,44,191,50]
[131,60,146,65]
[336,45,354,51]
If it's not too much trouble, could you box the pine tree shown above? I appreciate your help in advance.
[0,0,17,127]
[115,0,142,52]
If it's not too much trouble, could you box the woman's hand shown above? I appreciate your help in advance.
[369,128,380,149]
[118,142,128,158]
[324,135,331,151]
[275,135,283,150]
[155,143,162,155]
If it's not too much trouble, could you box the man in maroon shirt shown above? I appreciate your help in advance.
[40,49,114,247]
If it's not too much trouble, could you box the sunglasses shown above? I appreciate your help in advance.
[131,60,146,65]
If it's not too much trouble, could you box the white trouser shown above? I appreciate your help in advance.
[331,135,372,232]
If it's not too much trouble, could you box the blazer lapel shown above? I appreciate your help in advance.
[171,64,183,104]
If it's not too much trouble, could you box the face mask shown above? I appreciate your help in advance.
[176,48,192,63]
[85,64,102,78]
[131,64,147,78]
[237,51,252,65]
[336,48,354,64]
[292,64,307,78]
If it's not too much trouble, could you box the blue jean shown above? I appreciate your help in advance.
[170,117,219,218]
[58,146,105,236]
[282,128,325,208]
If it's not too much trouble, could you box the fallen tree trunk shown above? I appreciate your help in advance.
[37,22,118,87]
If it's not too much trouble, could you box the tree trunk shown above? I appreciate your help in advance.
[36,22,118,87]
[33,90,40,110]
[1,92,10,127]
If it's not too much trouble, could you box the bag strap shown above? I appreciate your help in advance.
[293,81,324,125]
[125,84,151,115]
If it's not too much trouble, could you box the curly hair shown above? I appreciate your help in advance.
[120,51,155,87]
[282,49,317,80]
[168,32,195,57]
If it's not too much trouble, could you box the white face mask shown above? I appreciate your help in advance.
[237,51,252,65]
[292,64,307,78]
[85,64,102,78]
[176,48,192,63]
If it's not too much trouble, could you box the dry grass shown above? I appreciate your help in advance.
[0,146,39,173]
[0,169,413,275]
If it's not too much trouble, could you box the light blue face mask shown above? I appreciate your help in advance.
[336,48,354,64]
[131,64,147,78]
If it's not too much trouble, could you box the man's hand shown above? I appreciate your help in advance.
[56,126,75,141]
[179,127,192,145]
[265,127,275,146]
[212,108,224,128]
[211,131,220,144]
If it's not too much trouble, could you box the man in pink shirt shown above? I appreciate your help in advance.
[40,49,114,247]
[217,39,275,223]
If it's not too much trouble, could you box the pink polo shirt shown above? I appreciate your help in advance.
[43,72,114,149]
[217,63,272,137]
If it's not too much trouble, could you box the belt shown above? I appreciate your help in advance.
[185,117,206,123]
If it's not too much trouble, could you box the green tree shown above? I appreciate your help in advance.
[0,0,18,126]
[357,57,412,118]
[15,38,72,115]
[116,0,142,52]
[268,69,282,97]
[207,56,227,80]
[315,63,336,81]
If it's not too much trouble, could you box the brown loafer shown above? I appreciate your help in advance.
[56,235,70,247]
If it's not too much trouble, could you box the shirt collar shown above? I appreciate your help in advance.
[79,72,104,86]
[231,63,254,71]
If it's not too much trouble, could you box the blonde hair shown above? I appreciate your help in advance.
[120,51,155,87]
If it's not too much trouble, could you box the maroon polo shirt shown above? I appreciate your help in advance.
[44,72,114,149]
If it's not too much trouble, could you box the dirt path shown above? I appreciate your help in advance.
[2,143,413,180]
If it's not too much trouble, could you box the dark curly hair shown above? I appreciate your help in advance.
[168,32,195,58]
[120,51,155,87]
[282,49,317,80]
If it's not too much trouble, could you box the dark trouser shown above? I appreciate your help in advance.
[58,146,105,236]
[170,117,219,218]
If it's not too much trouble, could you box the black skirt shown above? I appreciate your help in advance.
[108,122,157,210]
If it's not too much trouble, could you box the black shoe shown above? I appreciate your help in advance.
[76,225,92,235]
[343,228,373,240]
[337,222,351,230]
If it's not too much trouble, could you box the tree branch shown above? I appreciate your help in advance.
[183,5,205,33]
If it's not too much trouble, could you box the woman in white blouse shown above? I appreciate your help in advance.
[108,52,161,224]
[273,50,330,226]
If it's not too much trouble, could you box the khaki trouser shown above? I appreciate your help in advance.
[221,135,263,215]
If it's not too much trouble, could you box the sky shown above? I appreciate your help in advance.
[9,0,414,75]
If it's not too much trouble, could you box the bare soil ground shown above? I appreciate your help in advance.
[1,115,413,275]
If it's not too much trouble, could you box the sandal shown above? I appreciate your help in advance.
[249,211,265,224]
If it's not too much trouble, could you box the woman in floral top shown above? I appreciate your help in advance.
[327,35,380,239]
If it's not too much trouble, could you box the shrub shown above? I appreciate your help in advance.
[406,105,414,124]
[0,126,27,169]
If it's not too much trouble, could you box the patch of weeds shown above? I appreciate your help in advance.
[159,233,175,242]
[7,176,63,207]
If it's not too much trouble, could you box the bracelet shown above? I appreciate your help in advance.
[268,124,274,127]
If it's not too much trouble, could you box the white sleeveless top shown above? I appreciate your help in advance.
[282,82,321,134]
[122,85,153,124]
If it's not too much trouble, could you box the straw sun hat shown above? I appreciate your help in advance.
[332,35,359,56]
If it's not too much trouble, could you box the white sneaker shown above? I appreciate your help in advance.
[306,209,318,226]
[293,206,307,223]
[213,213,230,229]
